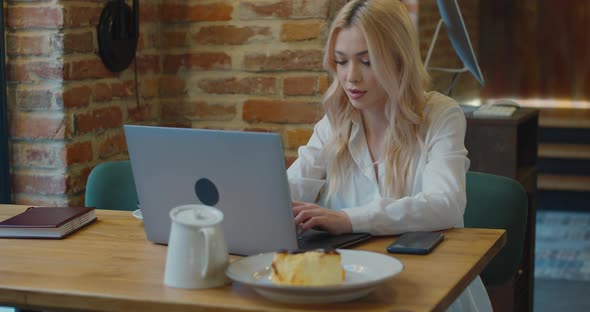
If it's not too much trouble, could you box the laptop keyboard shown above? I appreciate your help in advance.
[298,234,336,250]
[297,230,371,250]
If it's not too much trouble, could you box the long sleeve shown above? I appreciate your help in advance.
[342,104,470,235]
[287,116,331,203]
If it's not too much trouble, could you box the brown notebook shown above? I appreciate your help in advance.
[0,206,97,239]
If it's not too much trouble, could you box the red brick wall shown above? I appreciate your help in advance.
[158,0,339,168]
[4,0,475,205]
[6,1,69,206]
[5,0,162,206]
[159,0,419,164]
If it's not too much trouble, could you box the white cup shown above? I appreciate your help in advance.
[164,204,230,289]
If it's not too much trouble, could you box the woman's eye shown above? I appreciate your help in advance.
[335,60,348,65]
[361,60,371,66]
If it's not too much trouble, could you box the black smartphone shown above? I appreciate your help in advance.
[386,231,444,255]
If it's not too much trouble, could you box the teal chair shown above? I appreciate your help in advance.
[464,171,528,286]
[85,160,138,211]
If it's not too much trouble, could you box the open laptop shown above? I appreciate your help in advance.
[124,125,371,255]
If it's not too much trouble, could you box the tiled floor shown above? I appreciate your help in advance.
[535,210,590,281]
[534,207,590,311]
[534,278,590,312]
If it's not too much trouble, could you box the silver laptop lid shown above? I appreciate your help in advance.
[124,125,298,255]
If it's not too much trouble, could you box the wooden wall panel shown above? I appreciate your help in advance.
[479,0,590,101]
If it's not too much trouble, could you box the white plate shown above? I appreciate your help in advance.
[132,209,142,220]
[226,249,403,304]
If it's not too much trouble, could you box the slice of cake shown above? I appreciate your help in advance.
[270,249,345,286]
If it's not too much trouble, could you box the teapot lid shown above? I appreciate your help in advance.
[170,204,223,227]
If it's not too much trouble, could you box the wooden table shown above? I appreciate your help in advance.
[0,205,506,312]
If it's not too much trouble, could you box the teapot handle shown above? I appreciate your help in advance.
[200,227,215,278]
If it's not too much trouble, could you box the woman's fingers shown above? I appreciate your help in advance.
[292,201,317,215]
[291,202,352,235]
[295,208,340,233]
[293,206,323,224]
[292,200,306,206]
[301,215,328,232]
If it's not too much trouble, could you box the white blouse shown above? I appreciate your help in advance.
[287,92,492,312]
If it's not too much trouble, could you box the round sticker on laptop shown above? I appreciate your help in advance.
[195,178,219,206]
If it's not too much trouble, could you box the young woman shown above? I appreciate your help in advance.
[287,0,492,311]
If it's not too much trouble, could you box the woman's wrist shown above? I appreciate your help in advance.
[338,211,353,234]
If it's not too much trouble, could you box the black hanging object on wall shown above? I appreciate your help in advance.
[97,0,139,72]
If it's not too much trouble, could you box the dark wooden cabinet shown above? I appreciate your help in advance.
[464,107,539,312]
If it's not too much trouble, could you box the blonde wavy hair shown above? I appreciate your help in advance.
[322,0,431,198]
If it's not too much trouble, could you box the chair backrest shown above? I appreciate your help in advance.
[464,171,528,286]
[85,160,138,211]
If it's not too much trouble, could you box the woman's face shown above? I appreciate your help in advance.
[334,26,388,114]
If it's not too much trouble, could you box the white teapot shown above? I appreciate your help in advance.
[164,204,230,289]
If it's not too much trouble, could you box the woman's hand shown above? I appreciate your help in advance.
[292,200,352,235]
